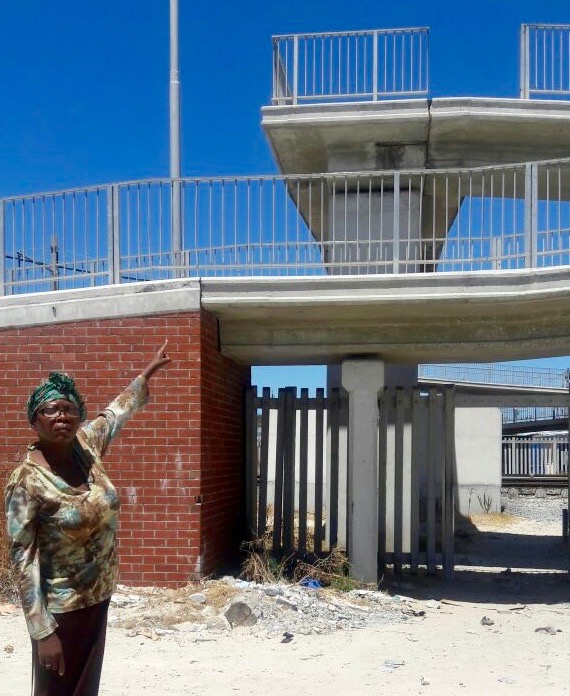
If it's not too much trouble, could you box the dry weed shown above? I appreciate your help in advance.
[469,512,520,530]
[203,581,239,611]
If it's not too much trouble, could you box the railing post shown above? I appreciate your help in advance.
[372,30,378,100]
[524,163,538,268]
[292,34,299,105]
[171,179,182,277]
[272,38,278,105]
[520,24,530,99]
[107,185,121,285]
[0,200,5,296]
[392,172,400,273]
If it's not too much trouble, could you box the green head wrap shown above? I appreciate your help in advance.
[26,372,86,423]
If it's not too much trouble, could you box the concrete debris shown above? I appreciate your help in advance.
[535,625,560,634]
[384,659,405,669]
[224,601,258,628]
[276,597,298,611]
[100,577,414,641]
[189,593,207,604]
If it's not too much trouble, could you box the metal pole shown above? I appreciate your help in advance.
[520,24,530,99]
[170,0,182,273]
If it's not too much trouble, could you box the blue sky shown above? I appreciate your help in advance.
[1,1,569,391]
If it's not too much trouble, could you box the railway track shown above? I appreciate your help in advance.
[502,475,567,488]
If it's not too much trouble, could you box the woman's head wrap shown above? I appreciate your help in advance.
[26,372,86,423]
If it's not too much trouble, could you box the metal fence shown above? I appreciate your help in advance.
[272,27,429,105]
[520,24,570,99]
[503,436,569,476]
[502,406,568,428]
[419,362,570,390]
[2,157,570,294]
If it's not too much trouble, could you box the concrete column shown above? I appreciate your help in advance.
[327,188,423,274]
[341,358,385,583]
[326,144,426,275]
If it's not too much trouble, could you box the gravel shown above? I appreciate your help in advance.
[501,491,567,525]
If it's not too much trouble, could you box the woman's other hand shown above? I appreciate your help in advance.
[38,632,65,676]
[141,340,172,381]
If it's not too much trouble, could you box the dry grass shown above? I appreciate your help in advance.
[469,512,520,531]
[203,581,239,611]
[241,530,365,592]
[112,581,240,631]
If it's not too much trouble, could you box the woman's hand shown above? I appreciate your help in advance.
[140,340,171,382]
[38,632,65,676]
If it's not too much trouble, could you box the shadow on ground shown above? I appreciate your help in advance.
[381,523,570,606]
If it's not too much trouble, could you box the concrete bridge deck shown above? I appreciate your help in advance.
[3,265,570,366]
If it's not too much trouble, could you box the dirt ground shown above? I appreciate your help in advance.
[1,502,569,696]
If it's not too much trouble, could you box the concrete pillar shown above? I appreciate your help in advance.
[341,358,385,583]
[325,144,426,274]
[327,188,423,274]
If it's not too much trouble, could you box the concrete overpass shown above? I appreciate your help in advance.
[1,265,570,366]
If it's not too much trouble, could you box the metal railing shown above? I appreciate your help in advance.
[502,406,568,428]
[419,363,570,390]
[503,436,568,476]
[1,156,570,295]
[420,363,569,430]
[271,27,429,105]
[520,23,570,99]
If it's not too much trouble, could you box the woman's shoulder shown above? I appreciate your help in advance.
[5,451,39,490]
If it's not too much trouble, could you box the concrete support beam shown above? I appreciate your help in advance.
[341,358,385,583]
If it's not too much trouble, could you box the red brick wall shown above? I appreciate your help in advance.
[0,310,250,586]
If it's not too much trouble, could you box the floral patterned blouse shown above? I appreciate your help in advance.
[4,376,148,640]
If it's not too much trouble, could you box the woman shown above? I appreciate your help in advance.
[4,341,171,696]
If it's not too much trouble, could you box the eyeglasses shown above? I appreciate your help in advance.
[38,404,81,419]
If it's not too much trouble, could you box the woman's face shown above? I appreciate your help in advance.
[32,399,81,445]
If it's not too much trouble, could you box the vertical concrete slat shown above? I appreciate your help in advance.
[298,388,309,553]
[328,387,340,548]
[393,388,405,574]
[426,388,438,573]
[377,388,388,575]
[410,387,423,573]
[314,388,325,554]
[244,387,258,538]
[272,389,287,554]
[257,388,271,536]
[443,386,456,581]
[282,387,297,555]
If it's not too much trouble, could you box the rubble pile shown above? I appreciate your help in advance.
[108,578,419,642]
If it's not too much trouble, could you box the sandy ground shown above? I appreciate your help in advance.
[2,504,570,696]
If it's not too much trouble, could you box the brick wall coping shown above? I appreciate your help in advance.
[0,279,200,329]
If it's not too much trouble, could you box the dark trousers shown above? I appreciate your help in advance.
[31,599,110,696]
